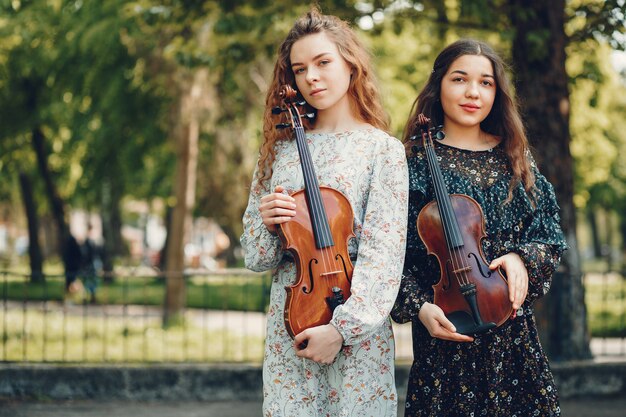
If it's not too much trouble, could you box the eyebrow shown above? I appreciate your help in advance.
[291,52,332,67]
[450,69,495,78]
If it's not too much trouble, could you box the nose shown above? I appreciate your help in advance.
[465,81,479,98]
[305,66,319,84]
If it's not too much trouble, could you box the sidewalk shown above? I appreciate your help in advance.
[2,397,626,417]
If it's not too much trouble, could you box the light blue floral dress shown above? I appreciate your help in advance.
[241,128,408,417]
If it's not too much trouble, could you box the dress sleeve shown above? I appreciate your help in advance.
[330,138,408,345]
[239,164,285,272]
[391,188,435,323]
[512,161,568,303]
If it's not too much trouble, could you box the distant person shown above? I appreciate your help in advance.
[81,224,102,304]
[62,234,82,294]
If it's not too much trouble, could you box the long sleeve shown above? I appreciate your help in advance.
[511,169,568,303]
[390,188,438,324]
[240,165,285,272]
[330,138,408,346]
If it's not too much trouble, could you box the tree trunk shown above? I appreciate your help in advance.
[159,205,173,272]
[31,127,70,251]
[18,172,44,283]
[587,206,602,258]
[604,208,614,271]
[618,211,626,272]
[509,0,591,361]
[100,176,125,282]
[163,70,204,327]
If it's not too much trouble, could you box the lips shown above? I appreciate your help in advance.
[310,88,326,97]
[460,103,480,112]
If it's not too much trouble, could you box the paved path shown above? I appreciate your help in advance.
[2,397,626,417]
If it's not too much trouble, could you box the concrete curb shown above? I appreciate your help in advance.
[1,361,625,401]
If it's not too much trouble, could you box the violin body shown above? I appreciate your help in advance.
[418,194,512,333]
[278,186,354,338]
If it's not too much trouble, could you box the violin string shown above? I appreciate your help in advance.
[433,138,471,287]
[291,105,334,276]
[423,128,470,287]
[424,135,460,283]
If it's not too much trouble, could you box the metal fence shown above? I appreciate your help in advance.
[1,269,624,363]
[1,269,270,363]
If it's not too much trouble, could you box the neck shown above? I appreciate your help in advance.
[442,121,495,150]
[311,96,363,133]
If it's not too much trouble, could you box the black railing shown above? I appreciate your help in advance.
[0,269,270,363]
[1,269,624,363]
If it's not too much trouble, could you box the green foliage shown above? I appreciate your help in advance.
[568,38,626,218]
[585,274,626,337]
[1,0,626,267]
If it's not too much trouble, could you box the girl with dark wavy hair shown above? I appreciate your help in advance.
[392,39,567,417]
[241,8,408,416]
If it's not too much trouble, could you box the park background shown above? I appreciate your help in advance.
[1,0,626,416]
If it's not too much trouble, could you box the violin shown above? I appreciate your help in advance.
[414,114,512,335]
[273,85,354,338]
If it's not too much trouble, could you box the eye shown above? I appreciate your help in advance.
[481,79,494,87]
[452,76,465,82]
[293,67,305,75]
[319,59,331,66]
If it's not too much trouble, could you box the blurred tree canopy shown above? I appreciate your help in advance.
[0,0,625,350]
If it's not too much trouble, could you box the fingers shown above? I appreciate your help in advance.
[293,326,342,364]
[259,186,297,229]
[511,271,529,310]
[294,331,310,354]
[504,264,528,310]
[489,256,503,270]
[492,253,529,311]
[419,303,474,343]
[431,320,474,342]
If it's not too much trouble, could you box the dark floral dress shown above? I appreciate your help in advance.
[391,140,568,417]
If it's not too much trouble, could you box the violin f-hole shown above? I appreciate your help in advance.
[304,258,319,294]
[468,252,492,278]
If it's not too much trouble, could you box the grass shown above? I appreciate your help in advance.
[0,308,265,363]
[0,270,270,363]
[585,273,626,337]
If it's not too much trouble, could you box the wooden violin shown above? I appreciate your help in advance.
[273,85,354,338]
[415,114,513,335]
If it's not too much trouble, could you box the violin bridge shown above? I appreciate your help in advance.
[453,266,472,274]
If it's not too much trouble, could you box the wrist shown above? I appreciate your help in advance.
[327,324,344,345]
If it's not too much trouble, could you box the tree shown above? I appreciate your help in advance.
[507,0,591,360]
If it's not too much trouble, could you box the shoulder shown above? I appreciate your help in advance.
[360,128,405,155]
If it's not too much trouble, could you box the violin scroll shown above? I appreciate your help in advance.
[409,114,445,142]
[272,85,315,129]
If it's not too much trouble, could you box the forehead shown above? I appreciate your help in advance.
[290,32,340,64]
[447,54,494,75]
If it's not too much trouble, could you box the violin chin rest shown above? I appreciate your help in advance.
[446,310,496,335]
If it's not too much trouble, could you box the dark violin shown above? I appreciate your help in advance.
[415,114,512,335]
[273,85,354,338]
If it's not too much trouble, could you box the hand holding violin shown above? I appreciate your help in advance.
[418,303,474,343]
[259,185,297,233]
[294,324,344,365]
[489,252,529,311]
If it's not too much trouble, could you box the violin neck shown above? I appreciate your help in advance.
[293,125,335,249]
[423,135,464,249]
